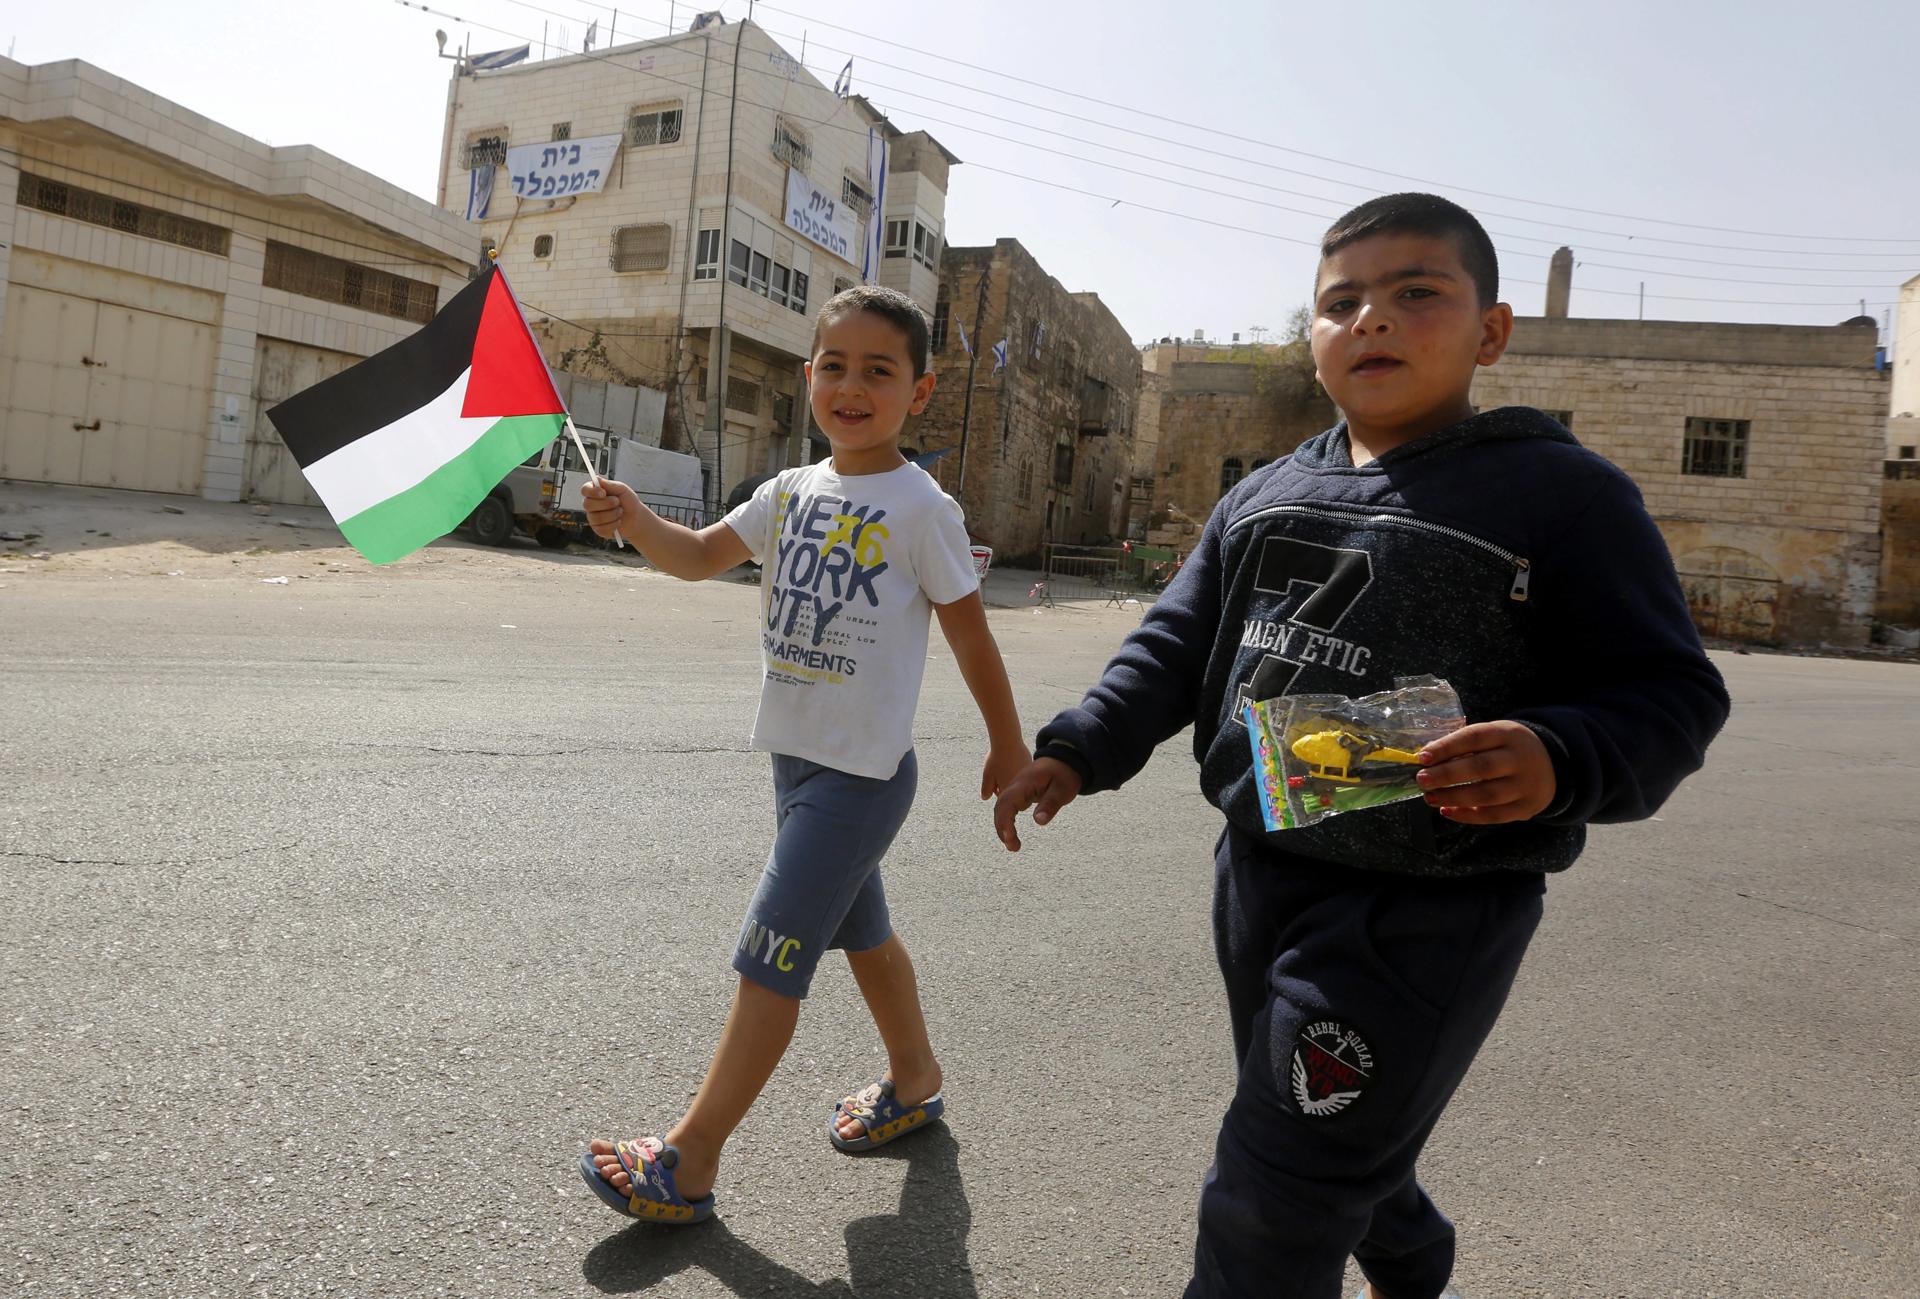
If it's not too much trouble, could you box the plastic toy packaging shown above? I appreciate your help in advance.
[1246,677,1466,830]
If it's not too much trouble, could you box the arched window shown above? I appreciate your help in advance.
[1220,458,1245,492]
[1250,457,1271,473]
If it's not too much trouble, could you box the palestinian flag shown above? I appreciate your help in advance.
[266,265,565,564]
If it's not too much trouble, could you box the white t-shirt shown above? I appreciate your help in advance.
[722,460,979,779]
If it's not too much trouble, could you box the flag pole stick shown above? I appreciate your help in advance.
[565,415,625,548]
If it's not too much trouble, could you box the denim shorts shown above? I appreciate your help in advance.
[731,750,918,999]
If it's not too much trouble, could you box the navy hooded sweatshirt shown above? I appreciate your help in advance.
[1035,406,1731,878]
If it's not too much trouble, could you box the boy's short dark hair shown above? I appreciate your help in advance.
[1320,193,1500,308]
[811,285,932,378]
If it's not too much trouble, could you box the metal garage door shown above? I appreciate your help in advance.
[0,261,218,496]
[246,338,364,506]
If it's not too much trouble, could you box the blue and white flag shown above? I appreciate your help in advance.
[689,10,725,31]
[833,58,854,97]
[991,338,1009,372]
[583,20,598,51]
[955,318,973,357]
[861,128,890,285]
[465,166,494,221]
[468,44,531,70]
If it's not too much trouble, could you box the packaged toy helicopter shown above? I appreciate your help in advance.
[1245,677,1466,830]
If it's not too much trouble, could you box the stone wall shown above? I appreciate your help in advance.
[1503,316,1878,368]
[1146,361,1336,538]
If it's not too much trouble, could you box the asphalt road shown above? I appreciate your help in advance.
[3,540,1915,1298]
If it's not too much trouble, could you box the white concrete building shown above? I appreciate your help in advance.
[0,58,474,504]
[440,17,956,509]
[1891,271,1919,461]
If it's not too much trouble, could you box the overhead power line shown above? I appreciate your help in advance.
[753,0,1920,247]
[400,4,1906,309]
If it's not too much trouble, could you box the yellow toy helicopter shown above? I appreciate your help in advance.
[1288,728,1424,786]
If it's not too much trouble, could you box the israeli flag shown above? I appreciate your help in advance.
[468,44,531,70]
[955,319,973,357]
[861,129,890,285]
[465,166,494,222]
[991,338,1009,372]
[834,58,853,97]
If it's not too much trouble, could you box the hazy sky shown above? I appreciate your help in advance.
[8,0,1917,343]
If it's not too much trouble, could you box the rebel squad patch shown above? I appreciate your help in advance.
[1290,1019,1375,1117]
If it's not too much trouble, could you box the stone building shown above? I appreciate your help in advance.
[1140,291,1888,646]
[910,238,1140,564]
[1476,315,1889,647]
[1135,338,1334,547]
[0,58,474,504]
[1891,271,1919,461]
[440,18,955,511]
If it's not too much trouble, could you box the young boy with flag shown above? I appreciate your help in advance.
[575,286,1026,1223]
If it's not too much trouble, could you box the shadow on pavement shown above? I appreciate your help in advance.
[582,1124,977,1298]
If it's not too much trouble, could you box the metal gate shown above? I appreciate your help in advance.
[0,275,217,495]
[1676,545,1779,642]
[247,338,365,505]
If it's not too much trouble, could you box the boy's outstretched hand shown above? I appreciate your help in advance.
[993,756,1083,852]
[1416,721,1556,824]
[580,478,639,541]
[980,743,1033,805]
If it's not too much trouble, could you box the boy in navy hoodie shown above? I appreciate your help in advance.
[994,194,1729,1299]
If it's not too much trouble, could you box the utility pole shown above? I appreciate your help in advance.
[954,266,993,501]
[705,11,747,514]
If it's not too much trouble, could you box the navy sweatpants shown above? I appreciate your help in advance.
[1185,824,1546,1299]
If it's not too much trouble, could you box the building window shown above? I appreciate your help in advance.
[749,250,770,296]
[772,391,796,428]
[841,175,875,220]
[1082,472,1097,512]
[610,223,672,273]
[1250,457,1271,472]
[1053,439,1075,487]
[769,263,790,307]
[1017,460,1033,504]
[833,276,854,296]
[1902,445,1918,460]
[884,219,910,259]
[628,102,684,147]
[550,121,573,141]
[462,130,509,168]
[726,374,761,413]
[772,116,812,172]
[1221,457,1245,492]
[790,271,809,315]
[912,221,940,270]
[263,241,438,323]
[18,172,231,256]
[1540,409,1574,428]
[533,234,555,258]
[1682,417,1749,478]
[728,238,751,288]
[930,286,950,353]
[694,228,722,280]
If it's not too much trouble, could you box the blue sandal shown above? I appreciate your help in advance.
[578,1136,715,1224]
[828,1078,945,1153]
